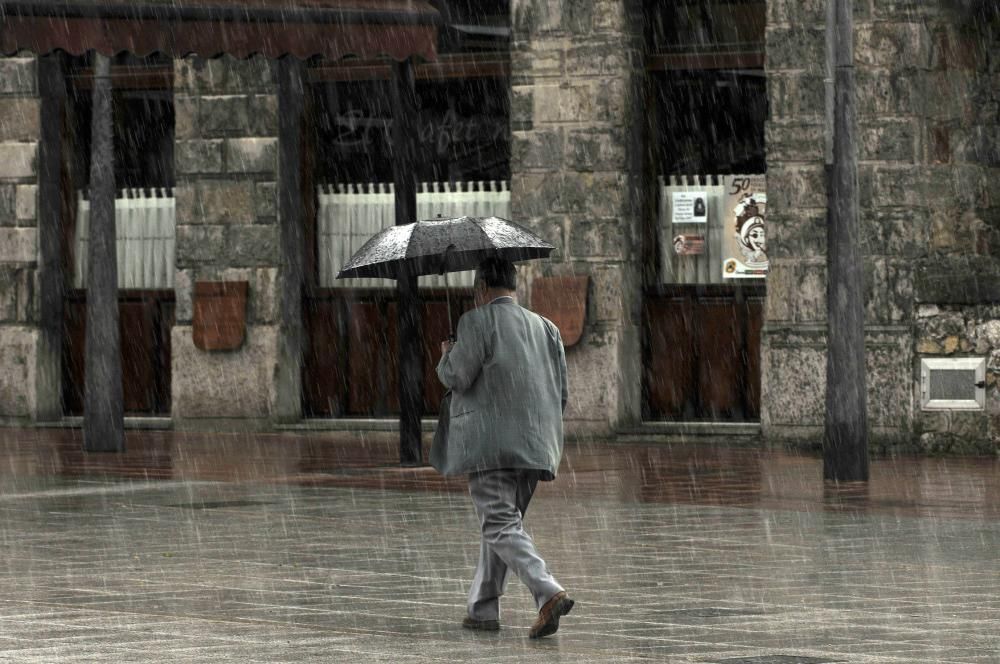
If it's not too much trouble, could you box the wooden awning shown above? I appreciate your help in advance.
[0,0,439,61]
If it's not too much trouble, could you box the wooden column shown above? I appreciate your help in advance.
[275,56,305,422]
[36,54,66,421]
[824,0,868,481]
[83,52,124,453]
[391,58,423,467]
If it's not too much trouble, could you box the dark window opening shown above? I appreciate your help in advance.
[647,0,765,55]
[312,75,510,185]
[641,2,767,423]
[652,70,767,176]
[67,53,175,190]
[430,0,511,53]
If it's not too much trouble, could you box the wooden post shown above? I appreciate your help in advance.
[391,58,423,467]
[824,0,836,167]
[275,56,305,422]
[824,0,868,481]
[36,54,66,422]
[84,52,124,453]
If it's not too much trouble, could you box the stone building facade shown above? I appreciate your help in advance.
[1,0,998,455]
[171,57,283,425]
[764,0,1000,453]
[509,0,644,437]
[0,55,43,420]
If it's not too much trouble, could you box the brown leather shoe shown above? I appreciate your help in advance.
[462,616,500,631]
[528,591,575,639]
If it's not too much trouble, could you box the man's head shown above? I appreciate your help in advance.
[474,257,516,306]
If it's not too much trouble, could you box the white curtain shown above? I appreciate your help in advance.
[318,180,512,289]
[74,188,176,289]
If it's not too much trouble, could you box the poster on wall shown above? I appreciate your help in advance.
[673,234,705,255]
[721,175,768,279]
[671,191,708,224]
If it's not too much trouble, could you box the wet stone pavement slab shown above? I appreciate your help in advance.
[0,429,998,662]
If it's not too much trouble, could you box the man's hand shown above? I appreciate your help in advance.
[441,339,455,355]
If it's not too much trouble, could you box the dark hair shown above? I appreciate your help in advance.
[475,257,516,290]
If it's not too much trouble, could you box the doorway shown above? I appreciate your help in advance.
[642,1,767,423]
[301,11,511,418]
[61,54,176,416]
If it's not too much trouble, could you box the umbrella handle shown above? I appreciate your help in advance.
[445,270,455,341]
[441,245,456,341]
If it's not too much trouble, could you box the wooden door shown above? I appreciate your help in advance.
[643,295,694,419]
[696,297,741,419]
[421,301,451,412]
[643,285,763,421]
[348,301,387,414]
[62,296,86,415]
[119,299,154,413]
[302,291,474,417]
[62,291,174,416]
[743,295,764,420]
[302,297,345,417]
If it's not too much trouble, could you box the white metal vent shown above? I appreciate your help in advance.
[920,357,986,411]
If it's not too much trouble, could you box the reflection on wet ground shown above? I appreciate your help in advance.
[0,427,998,663]
[3,427,999,520]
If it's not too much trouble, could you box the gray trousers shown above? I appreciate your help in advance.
[467,469,564,621]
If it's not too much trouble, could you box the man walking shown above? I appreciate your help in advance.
[435,257,574,639]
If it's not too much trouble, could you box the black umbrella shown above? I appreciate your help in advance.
[336,216,554,337]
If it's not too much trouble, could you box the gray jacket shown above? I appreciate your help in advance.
[434,297,567,479]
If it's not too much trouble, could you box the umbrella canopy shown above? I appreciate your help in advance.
[336,216,555,280]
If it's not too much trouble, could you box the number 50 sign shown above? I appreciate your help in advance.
[721,175,768,280]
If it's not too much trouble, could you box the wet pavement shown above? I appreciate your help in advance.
[0,427,998,663]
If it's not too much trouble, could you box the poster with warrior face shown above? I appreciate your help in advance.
[721,175,768,279]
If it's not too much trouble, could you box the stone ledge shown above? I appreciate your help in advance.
[38,417,172,430]
[765,325,914,348]
[616,421,761,437]
[277,418,439,433]
[915,256,1000,304]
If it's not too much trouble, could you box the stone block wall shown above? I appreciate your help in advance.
[764,0,1000,452]
[0,56,39,420]
[171,56,282,422]
[509,0,643,436]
